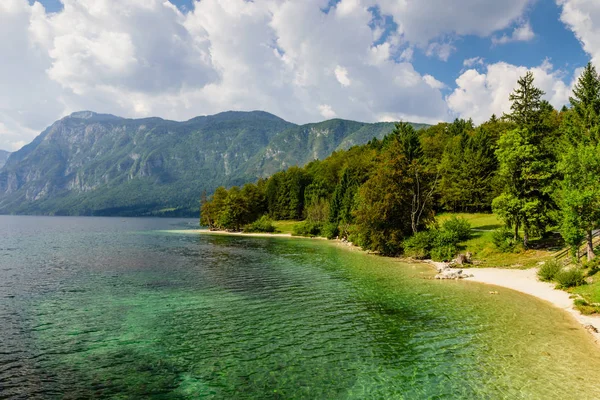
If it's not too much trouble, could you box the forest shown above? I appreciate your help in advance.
[201,62,600,262]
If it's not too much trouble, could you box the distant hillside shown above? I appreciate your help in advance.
[0,150,10,169]
[0,111,427,216]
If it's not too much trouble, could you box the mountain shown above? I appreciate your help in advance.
[0,111,427,217]
[0,150,10,169]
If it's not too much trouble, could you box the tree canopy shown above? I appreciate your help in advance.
[201,63,600,261]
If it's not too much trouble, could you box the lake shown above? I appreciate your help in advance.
[1,216,599,399]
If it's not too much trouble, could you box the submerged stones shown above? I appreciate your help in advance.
[585,324,599,334]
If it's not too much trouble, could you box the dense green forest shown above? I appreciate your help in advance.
[201,63,600,261]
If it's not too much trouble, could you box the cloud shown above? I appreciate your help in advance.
[376,0,534,44]
[492,21,535,45]
[423,74,446,89]
[0,1,66,150]
[557,0,600,65]
[0,0,543,151]
[377,0,534,59]
[447,60,572,124]
[334,66,352,87]
[319,104,337,119]
[425,42,456,61]
[463,57,485,67]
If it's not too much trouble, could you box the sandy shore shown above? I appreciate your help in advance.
[465,267,600,343]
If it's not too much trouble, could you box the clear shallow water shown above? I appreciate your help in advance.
[1,216,599,399]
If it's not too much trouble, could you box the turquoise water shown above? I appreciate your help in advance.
[1,216,599,399]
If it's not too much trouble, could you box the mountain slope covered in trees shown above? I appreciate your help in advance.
[0,110,426,216]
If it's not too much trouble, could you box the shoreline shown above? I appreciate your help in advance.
[170,229,331,240]
[172,229,600,344]
[174,229,294,238]
[466,268,600,343]
[427,260,600,344]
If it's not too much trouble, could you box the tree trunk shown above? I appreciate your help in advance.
[523,225,529,249]
[514,222,519,242]
[587,229,595,261]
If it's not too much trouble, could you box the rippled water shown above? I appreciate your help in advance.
[1,216,600,399]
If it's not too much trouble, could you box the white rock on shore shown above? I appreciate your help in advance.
[431,261,474,279]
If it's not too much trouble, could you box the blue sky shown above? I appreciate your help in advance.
[3,0,597,151]
[414,1,588,94]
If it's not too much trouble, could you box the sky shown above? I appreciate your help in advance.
[0,0,598,151]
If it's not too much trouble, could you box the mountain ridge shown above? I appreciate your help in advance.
[0,111,428,217]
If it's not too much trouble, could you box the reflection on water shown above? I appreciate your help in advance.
[0,216,598,399]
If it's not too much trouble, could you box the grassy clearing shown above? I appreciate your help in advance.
[436,213,502,231]
[435,213,557,269]
[272,220,300,234]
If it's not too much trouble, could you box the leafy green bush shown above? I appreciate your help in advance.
[292,221,323,237]
[492,227,518,253]
[403,228,461,261]
[431,244,458,262]
[554,267,585,289]
[537,260,562,282]
[243,216,276,233]
[321,223,339,240]
[403,231,434,259]
[441,216,472,241]
[574,299,600,315]
[430,229,460,261]
[433,229,459,247]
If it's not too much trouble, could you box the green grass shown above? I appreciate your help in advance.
[272,220,301,234]
[436,213,502,231]
[570,271,600,314]
[435,213,556,269]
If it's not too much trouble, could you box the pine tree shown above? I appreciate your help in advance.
[559,144,600,260]
[558,62,600,260]
[439,128,497,212]
[494,72,556,247]
[503,71,545,131]
[569,62,600,144]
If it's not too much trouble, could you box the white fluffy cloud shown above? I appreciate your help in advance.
[0,1,65,150]
[492,21,535,45]
[377,0,533,59]
[0,0,559,151]
[423,74,446,89]
[447,60,572,124]
[558,0,600,65]
[376,0,533,44]
[319,104,337,119]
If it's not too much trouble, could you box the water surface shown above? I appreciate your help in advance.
[1,216,599,399]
